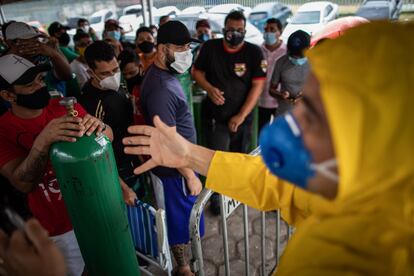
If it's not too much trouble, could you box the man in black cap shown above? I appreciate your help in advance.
[269,30,311,117]
[0,54,111,276]
[136,20,204,276]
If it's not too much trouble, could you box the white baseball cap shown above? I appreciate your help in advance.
[3,21,41,40]
[0,54,50,90]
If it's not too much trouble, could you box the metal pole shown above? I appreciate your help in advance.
[220,194,231,276]
[189,189,214,276]
[243,204,250,276]
[141,0,148,26]
[0,5,7,24]
[275,210,281,266]
[260,212,266,276]
[147,0,154,26]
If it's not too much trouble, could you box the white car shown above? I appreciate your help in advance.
[281,1,338,42]
[208,3,252,17]
[175,12,264,46]
[89,9,117,39]
[181,6,207,15]
[122,5,142,16]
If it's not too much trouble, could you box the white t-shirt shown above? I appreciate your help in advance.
[70,59,90,89]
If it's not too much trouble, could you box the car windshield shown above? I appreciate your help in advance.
[89,16,101,24]
[291,11,321,24]
[125,9,141,15]
[249,12,267,21]
[357,7,389,19]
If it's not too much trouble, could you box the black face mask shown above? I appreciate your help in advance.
[126,74,144,93]
[224,30,245,47]
[16,86,50,110]
[138,41,155,54]
[58,33,71,46]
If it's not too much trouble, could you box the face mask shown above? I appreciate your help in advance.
[167,49,193,74]
[77,47,86,57]
[138,41,155,54]
[224,30,245,47]
[16,86,50,110]
[263,32,278,46]
[81,25,90,33]
[58,33,70,46]
[107,31,121,41]
[126,74,143,93]
[198,33,210,43]
[288,56,308,66]
[259,113,338,188]
[99,72,121,91]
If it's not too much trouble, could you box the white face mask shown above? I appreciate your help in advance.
[170,49,193,74]
[311,158,339,182]
[99,72,121,91]
[81,25,90,33]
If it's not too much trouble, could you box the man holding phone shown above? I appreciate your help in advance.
[269,30,310,117]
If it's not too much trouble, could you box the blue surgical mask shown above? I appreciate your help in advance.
[197,33,210,42]
[107,30,121,41]
[288,56,308,66]
[259,113,338,188]
[263,32,278,46]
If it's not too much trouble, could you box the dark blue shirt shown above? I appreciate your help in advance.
[141,65,196,177]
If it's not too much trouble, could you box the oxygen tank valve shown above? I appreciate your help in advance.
[59,97,79,117]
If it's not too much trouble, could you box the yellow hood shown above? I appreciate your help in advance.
[309,21,414,203]
[276,22,414,275]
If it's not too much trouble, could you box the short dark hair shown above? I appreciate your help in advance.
[136,26,153,38]
[224,11,246,26]
[84,41,115,70]
[118,48,139,71]
[73,31,90,43]
[266,18,283,31]
[77,18,88,27]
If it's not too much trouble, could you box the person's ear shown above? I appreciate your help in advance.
[0,89,16,103]
[87,69,96,79]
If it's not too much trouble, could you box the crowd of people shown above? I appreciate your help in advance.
[1,6,411,276]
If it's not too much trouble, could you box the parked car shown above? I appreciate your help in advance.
[181,6,207,15]
[122,4,142,16]
[281,1,338,41]
[208,3,252,17]
[174,12,264,45]
[248,2,292,32]
[356,0,403,20]
[89,9,117,38]
[65,17,82,29]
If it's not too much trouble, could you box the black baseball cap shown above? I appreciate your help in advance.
[48,22,70,36]
[287,30,311,56]
[157,20,200,45]
[0,54,51,90]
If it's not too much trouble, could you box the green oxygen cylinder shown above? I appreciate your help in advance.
[50,97,140,276]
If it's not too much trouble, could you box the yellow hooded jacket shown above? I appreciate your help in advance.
[206,21,414,275]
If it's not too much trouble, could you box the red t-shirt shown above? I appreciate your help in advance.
[0,98,86,236]
[131,85,146,125]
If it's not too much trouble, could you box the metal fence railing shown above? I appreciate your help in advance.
[189,148,295,276]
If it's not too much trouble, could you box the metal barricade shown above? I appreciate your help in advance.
[189,148,294,276]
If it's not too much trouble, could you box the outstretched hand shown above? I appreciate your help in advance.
[123,116,192,175]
